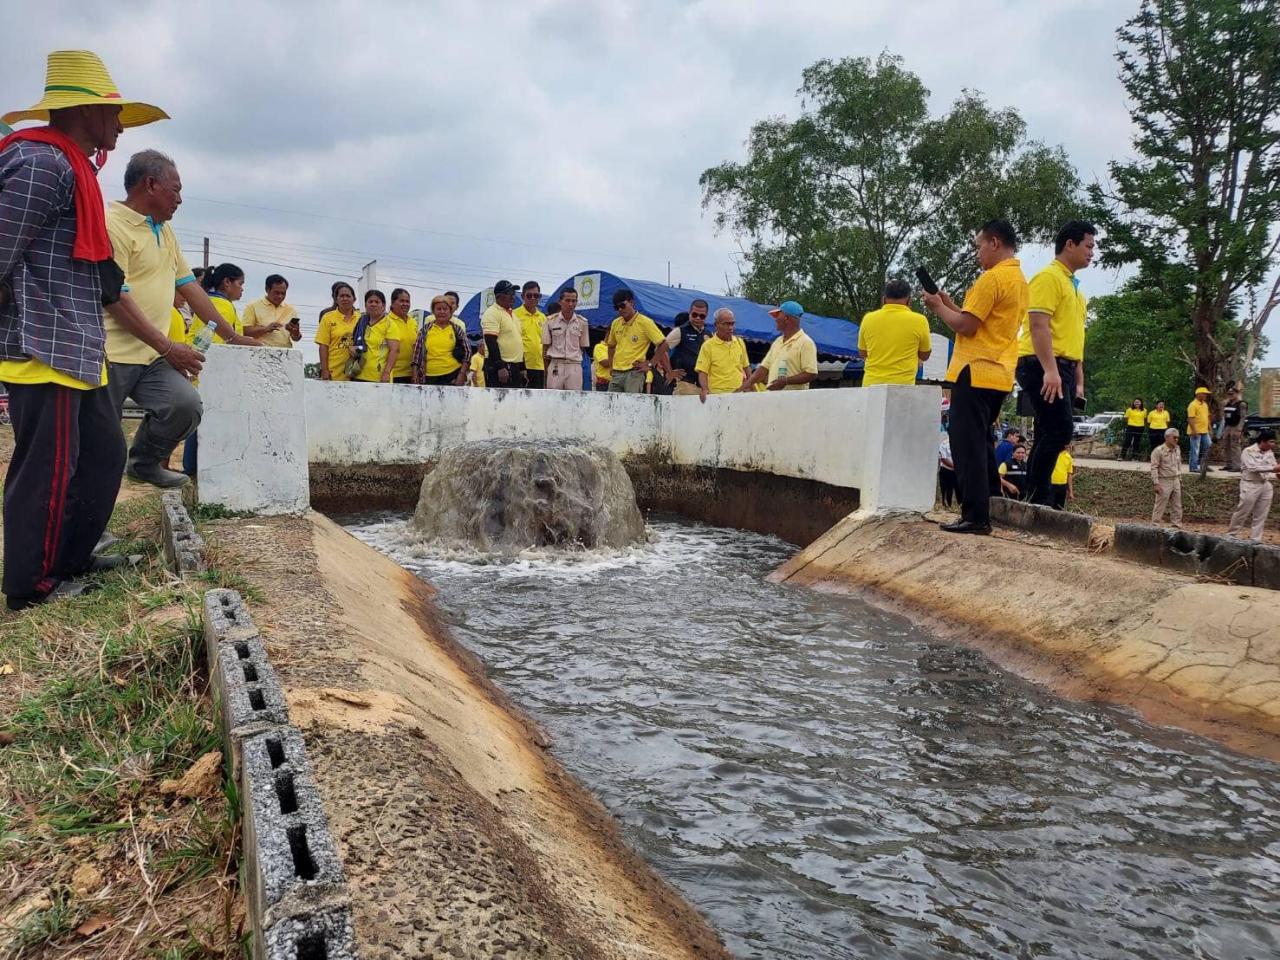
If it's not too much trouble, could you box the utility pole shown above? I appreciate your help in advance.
[667,260,671,286]
[202,237,209,271]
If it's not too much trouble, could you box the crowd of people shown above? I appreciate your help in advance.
[0,51,1275,613]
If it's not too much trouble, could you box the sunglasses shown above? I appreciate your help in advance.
[523,291,540,298]
[689,311,708,319]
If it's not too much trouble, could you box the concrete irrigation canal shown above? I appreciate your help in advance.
[187,345,1279,959]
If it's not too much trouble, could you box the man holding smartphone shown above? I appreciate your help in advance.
[1015,220,1095,506]
[922,219,1028,535]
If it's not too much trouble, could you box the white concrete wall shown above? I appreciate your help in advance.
[197,345,310,515]
[304,379,941,514]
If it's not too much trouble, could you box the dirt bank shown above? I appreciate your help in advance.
[207,512,728,960]
[772,513,1280,761]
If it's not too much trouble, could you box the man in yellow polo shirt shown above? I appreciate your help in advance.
[922,218,1029,534]
[480,279,525,388]
[1015,219,1095,505]
[240,273,301,348]
[742,300,819,391]
[694,307,750,402]
[1186,386,1213,473]
[103,150,255,487]
[605,287,670,393]
[514,280,547,389]
[858,278,931,386]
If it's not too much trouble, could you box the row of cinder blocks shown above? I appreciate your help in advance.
[203,587,359,959]
[987,497,1093,545]
[1112,525,1280,588]
[161,490,205,574]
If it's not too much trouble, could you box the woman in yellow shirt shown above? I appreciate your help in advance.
[1146,400,1171,454]
[187,262,246,347]
[315,282,358,381]
[350,290,399,383]
[412,295,469,386]
[1120,398,1147,461]
[387,288,418,384]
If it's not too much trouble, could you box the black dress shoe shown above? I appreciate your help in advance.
[940,519,992,535]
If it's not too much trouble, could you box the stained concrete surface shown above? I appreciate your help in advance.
[773,514,1280,760]
[205,512,730,960]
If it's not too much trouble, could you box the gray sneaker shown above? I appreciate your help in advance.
[126,460,190,489]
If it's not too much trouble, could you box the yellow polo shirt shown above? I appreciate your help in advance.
[761,329,819,389]
[103,201,195,365]
[1018,259,1086,361]
[187,295,243,347]
[241,296,299,348]
[1125,408,1148,427]
[0,357,104,390]
[592,342,611,383]
[694,335,750,393]
[605,313,664,371]
[424,320,465,377]
[945,257,1028,391]
[1186,398,1210,434]
[1051,450,1074,486]
[858,303,930,386]
[469,351,486,387]
[1147,408,1171,430]
[315,308,359,380]
[514,305,547,372]
[353,317,396,382]
[480,303,523,363]
[388,311,418,379]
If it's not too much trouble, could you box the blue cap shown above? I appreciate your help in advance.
[769,299,804,319]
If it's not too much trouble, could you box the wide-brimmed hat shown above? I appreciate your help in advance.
[3,50,168,128]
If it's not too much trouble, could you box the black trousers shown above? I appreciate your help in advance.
[422,371,461,385]
[2,382,124,602]
[947,367,1006,526]
[525,368,544,389]
[1015,355,1076,506]
[485,360,526,389]
[1120,426,1144,460]
[1147,429,1164,454]
[1051,484,1068,510]
[938,467,957,508]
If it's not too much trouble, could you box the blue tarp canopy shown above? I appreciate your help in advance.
[460,271,861,362]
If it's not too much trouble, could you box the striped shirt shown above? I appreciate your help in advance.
[0,141,105,385]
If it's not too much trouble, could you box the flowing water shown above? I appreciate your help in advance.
[345,514,1280,960]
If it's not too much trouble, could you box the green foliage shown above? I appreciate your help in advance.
[1088,0,1280,391]
[1086,285,1197,415]
[701,52,1080,321]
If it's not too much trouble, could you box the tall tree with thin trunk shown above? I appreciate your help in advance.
[1090,0,1280,394]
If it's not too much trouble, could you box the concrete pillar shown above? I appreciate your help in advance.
[856,384,942,514]
[197,345,310,515]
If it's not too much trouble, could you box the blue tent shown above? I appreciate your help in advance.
[460,271,861,362]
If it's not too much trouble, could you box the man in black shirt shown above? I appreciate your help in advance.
[664,299,712,396]
[1221,384,1248,472]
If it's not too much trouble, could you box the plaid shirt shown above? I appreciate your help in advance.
[0,141,105,384]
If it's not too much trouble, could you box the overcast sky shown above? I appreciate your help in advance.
[5,0,1275,364]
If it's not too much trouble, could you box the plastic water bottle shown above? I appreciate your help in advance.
[776,358,788,383]
[190,322,213,353]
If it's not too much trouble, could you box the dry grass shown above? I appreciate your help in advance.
[0,466,247,957]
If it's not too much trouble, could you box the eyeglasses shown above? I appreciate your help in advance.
[689,311,707,320]
[523,291,540,298]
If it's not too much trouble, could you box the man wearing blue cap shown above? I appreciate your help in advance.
[742,300,818,391]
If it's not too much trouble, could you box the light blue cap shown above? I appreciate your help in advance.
[770,299,804,319]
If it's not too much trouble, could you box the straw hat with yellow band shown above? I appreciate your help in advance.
[2,50,168,128]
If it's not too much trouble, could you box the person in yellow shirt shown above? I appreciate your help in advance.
[481,280,525,388]
[180,262,250,477]
[350,289,399,383]
[514,281,547,389]
[411,294,468,386]
[922,218,1029,535]
[1186,386,1212,473]
[1120,398,1147,460]
[592,341,611,391]
[694,307,750,402]
[468,348,486,387]
[1015,219,1094,503]
[605,287,670,393]
[386,288,417,383]
[240,274,301,348]
[858,278,931,386]
[1146,400,1171,453]
[1050,447,1075,509]
[741,300,819,391]
[315,282,359,381]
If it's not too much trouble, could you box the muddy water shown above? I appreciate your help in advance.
[345,515,1280,960]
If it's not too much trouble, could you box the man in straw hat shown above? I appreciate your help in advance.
[0,50,167,610]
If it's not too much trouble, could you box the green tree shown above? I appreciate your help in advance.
[700,53,1079,322]
[1089,0,1280,395]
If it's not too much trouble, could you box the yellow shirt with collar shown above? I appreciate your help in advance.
[1186,398,1211,434]
[387,311,418,379]
[514,304,547,371]
[592,342,611,383]
[103,201,194,366]
[469,351,486,387]
[315,308,359,380]
[424,320,465,377]
[1147,408,1171,430]
[187,295,243,346]
[241,296,299,349]
[1051,450,1074,486]
[858,302,931,386]
[480,303,523,363]
[1125,408,1148,427]
[694,335,750,393]
[605,312,665,372]
[945,257,1028,392]
[353,316,396,382]
[1018,258,1086,361]
[761,329,819,389]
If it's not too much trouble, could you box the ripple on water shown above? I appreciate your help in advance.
[345,514,1280,960]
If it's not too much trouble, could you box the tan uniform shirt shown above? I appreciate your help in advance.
[1150,443,1182,480]
[541,311,590,360]
[1239,444,1277,484]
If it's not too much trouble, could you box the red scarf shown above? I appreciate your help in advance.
[0,127,111,262]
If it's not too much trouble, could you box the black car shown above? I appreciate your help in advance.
[1244,413,1280,440]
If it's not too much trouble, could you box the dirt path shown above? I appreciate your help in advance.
[206,511,729,960]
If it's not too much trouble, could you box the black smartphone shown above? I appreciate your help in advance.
[915,267,939,295]
[1074,395,1087,412]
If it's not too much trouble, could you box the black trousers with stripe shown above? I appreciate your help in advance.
[947,366,1007,526]
[2,382,124,602]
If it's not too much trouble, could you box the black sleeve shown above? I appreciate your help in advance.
[484,334,501,375]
